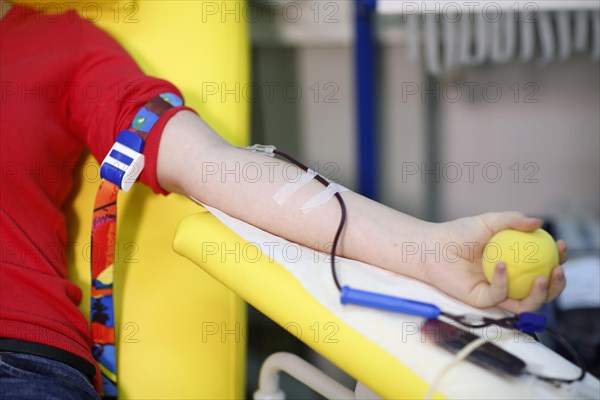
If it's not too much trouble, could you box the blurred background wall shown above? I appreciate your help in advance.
[250,1,599,222]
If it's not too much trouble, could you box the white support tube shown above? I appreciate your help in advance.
[592,11,600,61]
[537,11,556,65]
[556,11,573,61]
[424,13,442,76]
[253,352,356,400]
[519,10,536,62]
[406,13,421,63]
[473,13,489,66]
[491,12,516,64]
[442,8,459,70]
[574,10,590,53]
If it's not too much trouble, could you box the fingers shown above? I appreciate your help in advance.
[487,262,509,304]
[476,262,551,312]
[498,275,549,313]
[481,212,543,234]
[546,240,567,302]
[557,239,568,265]
[494,266,565,313]
[512,216,544,232]
[546,265,566,302]
[520,276,549,311]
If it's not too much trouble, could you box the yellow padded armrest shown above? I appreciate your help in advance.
[173,211,442,399]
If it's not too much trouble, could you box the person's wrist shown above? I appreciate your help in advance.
[397,220,442,284]
[425,220,463,285]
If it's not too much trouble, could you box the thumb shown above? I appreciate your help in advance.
[480,212,543,234]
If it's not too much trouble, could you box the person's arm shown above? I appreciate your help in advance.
[156,110,566,313]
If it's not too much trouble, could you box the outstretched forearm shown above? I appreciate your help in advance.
[156,110,433,281]
[156,110,568,313]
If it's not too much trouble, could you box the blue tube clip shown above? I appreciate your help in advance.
[340,286,441,319]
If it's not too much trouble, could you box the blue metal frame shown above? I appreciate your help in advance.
[355,0,377,199]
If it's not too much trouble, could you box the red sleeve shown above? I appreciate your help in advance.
[65,13,194,194]
[142,105,196,194]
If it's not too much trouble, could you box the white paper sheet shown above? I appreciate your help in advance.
[201,204,599,399]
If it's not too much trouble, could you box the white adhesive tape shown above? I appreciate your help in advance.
[300,183,348,214]
[272,169,318,206]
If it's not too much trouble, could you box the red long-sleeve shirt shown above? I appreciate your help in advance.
[1,4,187,390]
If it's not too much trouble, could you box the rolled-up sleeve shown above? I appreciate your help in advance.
[66,14,194,194]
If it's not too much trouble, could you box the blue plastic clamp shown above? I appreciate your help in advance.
[341,286,441,318]
[100,130,145,192]
[514,312,547,334]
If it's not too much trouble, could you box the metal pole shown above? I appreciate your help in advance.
[356,0,377,199]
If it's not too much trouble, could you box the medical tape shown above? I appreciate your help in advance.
[272,169,317,206]
[300,182,348,214]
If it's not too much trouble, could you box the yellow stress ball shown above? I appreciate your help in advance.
[482,229,559,299]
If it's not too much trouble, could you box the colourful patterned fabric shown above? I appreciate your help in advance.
[91,180,119,397]
[90,93,182,398]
